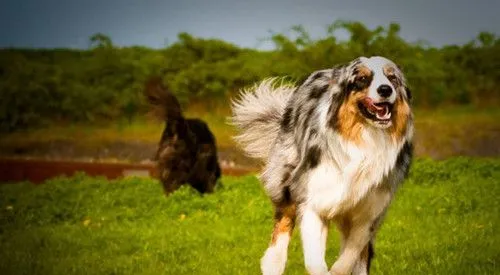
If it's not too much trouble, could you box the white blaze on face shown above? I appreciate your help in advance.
[361,56,397,104]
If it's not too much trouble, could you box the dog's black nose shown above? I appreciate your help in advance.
[377,85,393,98]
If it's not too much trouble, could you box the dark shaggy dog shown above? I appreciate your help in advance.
[232,56,413,275]
[144,77,221,194]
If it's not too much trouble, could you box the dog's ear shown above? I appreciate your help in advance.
[331,64,354,94]
[405,86,413,101]
[392,62,412,102]
[330,65,344,85]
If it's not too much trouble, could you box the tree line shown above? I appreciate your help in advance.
[0,21,498,132]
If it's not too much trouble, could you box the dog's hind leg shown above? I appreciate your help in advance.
[190,145,220,193]
[261,202,296,275]
[160,175,184,195]
[203,151,221,193]
[158,165,189,195]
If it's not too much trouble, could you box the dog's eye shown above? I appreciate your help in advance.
[352,76,370,90]
[387,75,397,82]
[357,76,368,83]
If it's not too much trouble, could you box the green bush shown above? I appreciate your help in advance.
[0,21,499,131]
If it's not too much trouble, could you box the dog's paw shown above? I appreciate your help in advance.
[261,246,287,275]
[329,268,348,275]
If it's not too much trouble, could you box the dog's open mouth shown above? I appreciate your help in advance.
[358,98,393,125]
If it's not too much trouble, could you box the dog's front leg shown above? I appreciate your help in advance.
[330,222,371,275]
[330,189,391,275]
[300,208,330,275]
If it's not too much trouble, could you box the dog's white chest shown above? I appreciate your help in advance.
[306,163,347,216]
[306,132,401,217]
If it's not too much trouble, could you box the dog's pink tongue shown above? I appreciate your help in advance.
[363,98,386,116]
[376,106,388,117]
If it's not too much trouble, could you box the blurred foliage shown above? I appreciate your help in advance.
[0,21,499,132]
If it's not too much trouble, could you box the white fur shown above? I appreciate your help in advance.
[300,208,330,275]
[231,78,294,160]
[302,114,406,274]
[361,56,397,104]
[261,233,291,275]
[309,129,403,219]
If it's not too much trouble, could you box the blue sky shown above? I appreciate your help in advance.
[0,0,498,49]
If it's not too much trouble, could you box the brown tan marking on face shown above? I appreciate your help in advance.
[383,65,401,87]
[357,65,372,78]
[336,92,367,146]
[389,93,411,141]
[383,65,395,76]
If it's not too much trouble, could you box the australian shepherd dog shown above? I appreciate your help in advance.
[231,56,413,275]
[144,77,221,194]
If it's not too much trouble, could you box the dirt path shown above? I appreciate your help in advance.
[0,140,261,169]
[0,157,256,184]
[1,121,499,175]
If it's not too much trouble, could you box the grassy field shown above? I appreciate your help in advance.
[0,157,499,274]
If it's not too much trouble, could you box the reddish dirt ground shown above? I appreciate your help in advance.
[1,125,499,184]
[0,157,257,184]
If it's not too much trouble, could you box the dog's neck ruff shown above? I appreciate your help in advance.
[307,126,408,218]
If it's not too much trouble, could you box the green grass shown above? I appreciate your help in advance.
[1,158,499,274]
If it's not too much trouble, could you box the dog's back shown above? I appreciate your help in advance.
[144,77,221,194]
[184,118,221,192]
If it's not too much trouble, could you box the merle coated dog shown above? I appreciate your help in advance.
[232,56,413,275]
[144,77,221,194]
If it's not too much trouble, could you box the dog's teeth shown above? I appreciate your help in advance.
[376,112,391,120]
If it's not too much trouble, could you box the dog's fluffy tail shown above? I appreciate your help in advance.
[144,77,184,121]
[231,78,295,160]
